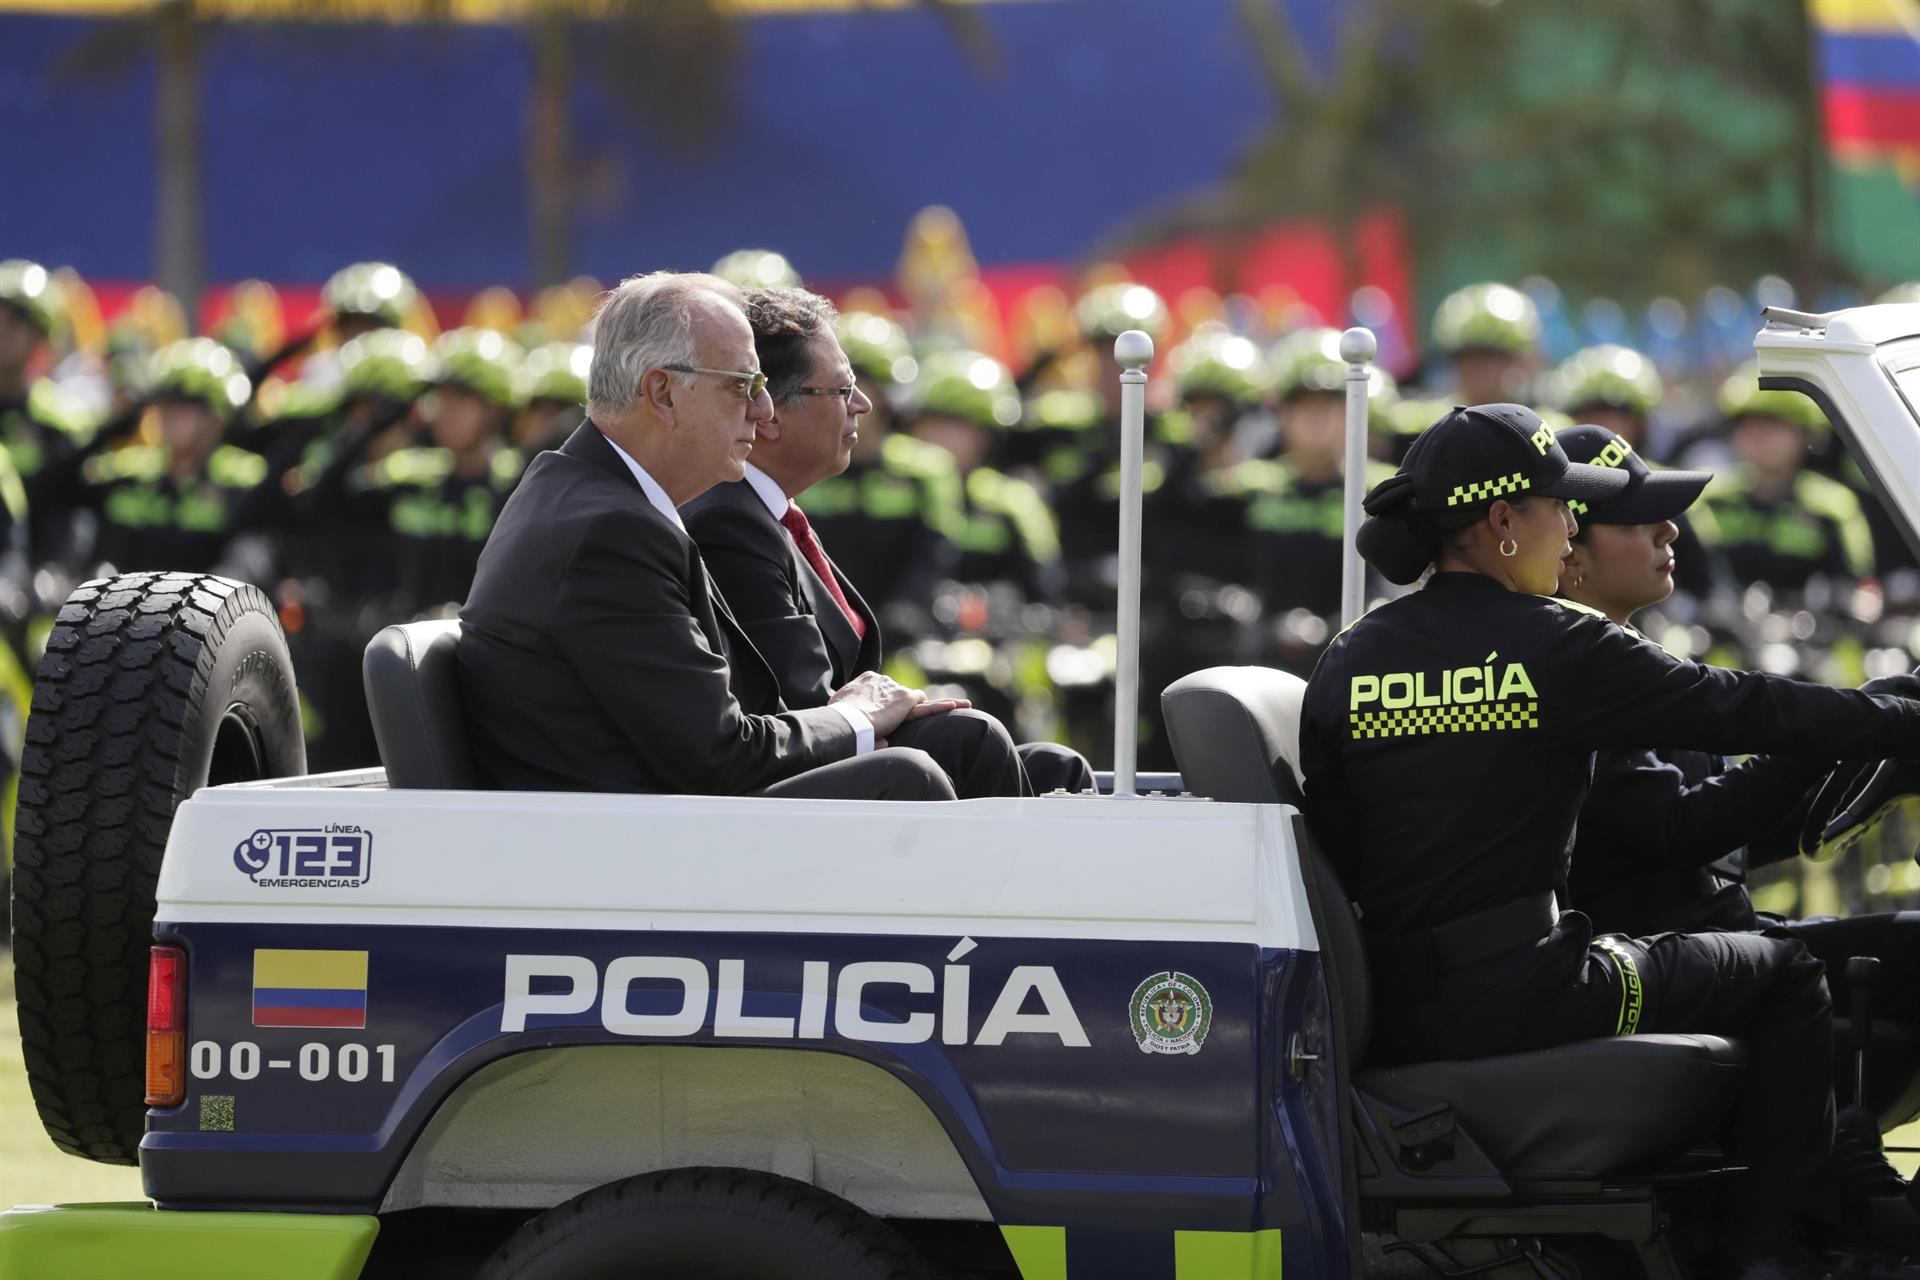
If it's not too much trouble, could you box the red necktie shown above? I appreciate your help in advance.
[781,502,866,639]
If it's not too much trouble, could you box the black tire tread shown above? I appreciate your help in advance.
[10,572,279,1164]
[477,1167,933,1280]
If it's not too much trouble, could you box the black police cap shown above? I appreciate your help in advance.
[1356,405,1631,585]
[1396,404,1629,515]
[1555,423,1710,525]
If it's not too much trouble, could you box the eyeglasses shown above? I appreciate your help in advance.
[792,379,861,407]
[664,364,768,401]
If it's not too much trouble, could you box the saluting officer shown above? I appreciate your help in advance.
[63,339,269,578]
[1690,363,1873,594]
[1426,282,1541,406]
[904,351,1062,609]
[1303,404,1920,1274]
[304,327,524,616]
[1550,348,1725,602]
[282,330,437,771]
[0,260,94,568]
[1052,283,1176,609]
[515,341,592,457]
[1229,328,1397,618]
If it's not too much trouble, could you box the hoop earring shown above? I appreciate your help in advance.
[1499,538,1519,558]
[1571,573,1586,588]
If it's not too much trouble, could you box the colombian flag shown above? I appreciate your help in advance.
[253,949,368,1029]
[1816,0,1920,173]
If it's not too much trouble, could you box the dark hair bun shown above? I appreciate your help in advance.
[1357,506,1440,585]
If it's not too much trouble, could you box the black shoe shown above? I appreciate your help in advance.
[1837,1106,1909,1206]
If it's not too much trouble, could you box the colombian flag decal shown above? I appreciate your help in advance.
[253,949,368,1029]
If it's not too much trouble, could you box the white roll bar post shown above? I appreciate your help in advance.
[1338,326,1379,629]
[1111,330,1155,799]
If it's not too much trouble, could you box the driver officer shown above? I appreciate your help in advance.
[1301,404,1920,1275]
[1555,423,1920,1127]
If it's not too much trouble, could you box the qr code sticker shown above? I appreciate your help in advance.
[199,1095,236,1132]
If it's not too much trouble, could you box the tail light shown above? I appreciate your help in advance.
[146,945,186,1108]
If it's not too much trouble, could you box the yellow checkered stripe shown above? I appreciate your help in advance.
[1446,471,1530,507]
[1351,700,1539,739]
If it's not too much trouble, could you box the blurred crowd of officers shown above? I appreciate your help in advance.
[6,245,1920,786]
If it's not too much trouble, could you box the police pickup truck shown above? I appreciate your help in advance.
[6,312,1920,1280]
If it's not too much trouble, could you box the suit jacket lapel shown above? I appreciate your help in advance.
[834,565,882,670]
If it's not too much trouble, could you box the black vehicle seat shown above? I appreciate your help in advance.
[363,620,479,790]
[1162,666,1746,1178]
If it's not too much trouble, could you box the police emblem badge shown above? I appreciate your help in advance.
[1128,971,1213,1055]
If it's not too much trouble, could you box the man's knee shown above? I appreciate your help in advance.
[873,747,958,801]
[948,708,1018,755]
[1018,741,1095,794]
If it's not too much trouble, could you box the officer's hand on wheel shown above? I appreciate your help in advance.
[1862,671,1920,702]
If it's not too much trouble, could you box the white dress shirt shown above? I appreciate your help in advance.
[601,431,686,533]
[600,434,872,753]
[742,461,791,522]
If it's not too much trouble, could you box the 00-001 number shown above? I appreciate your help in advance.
[189,1040,397,1083]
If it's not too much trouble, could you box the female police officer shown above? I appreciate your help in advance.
[1301,404,1920,1274]
[1554,423,1920,1122]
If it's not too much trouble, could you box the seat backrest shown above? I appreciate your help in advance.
[363,620,479,790]
[1161,665,1372,1063]
[1160,665,1307,805]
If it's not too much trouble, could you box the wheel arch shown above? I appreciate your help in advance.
[378,1043,993,1223]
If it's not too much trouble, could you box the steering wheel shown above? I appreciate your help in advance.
[1799,756,1920,859]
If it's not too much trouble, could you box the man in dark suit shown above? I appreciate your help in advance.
[685,287,1093,797]
[458,272,963,800]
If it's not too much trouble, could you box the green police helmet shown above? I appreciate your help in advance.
[836,310,917,387]
[1167,331,1272,406]
[339,329,438,403]
[1272,326,1400,425]
[1551,344,1664,417]
[1074,282,1171,342]
[1718,361,1828,432]
[712,249,802,290]
[0,259,66,341]
[322,261,419,329]
[518,340,590,406]
[1432,282,1540,357]
[912,350,1022,430]
[435,327,524,409]
[1877,283,1920,306]
[146,338,251,415]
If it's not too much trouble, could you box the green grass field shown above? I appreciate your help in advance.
[0,952,145,1208]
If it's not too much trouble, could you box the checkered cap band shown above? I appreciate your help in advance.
[1446,471,1531,508]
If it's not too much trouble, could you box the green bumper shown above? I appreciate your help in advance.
[0,1203,377,1280]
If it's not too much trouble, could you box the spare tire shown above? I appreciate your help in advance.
[9,572,304,1164]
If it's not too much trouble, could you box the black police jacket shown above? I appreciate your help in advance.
[1300,572,1920,941]
[1567,745,1825,936]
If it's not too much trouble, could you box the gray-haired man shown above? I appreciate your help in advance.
[458,271,962,799]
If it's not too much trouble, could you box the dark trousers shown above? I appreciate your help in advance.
[1017,741,1096,795]
[887,709,1027,798]
[1563,929,1833,1243]
[754,747,956,801]
[1376,916,1833,1250]
[1764,912,1920,1026]
[1764,912,1920,1117]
